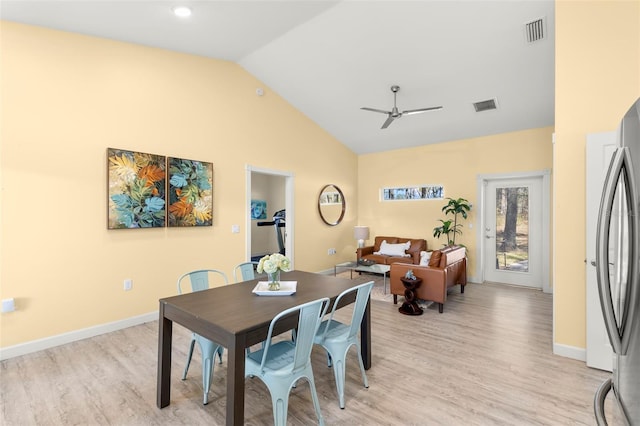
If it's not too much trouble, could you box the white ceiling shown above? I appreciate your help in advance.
[1,0,555,155]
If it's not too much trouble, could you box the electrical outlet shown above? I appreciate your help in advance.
[124,279,133,291]
[328,248,336,255]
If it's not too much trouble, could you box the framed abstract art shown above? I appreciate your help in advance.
[167,157,213,227]
[251,200,267,220]
[107,148,167,229]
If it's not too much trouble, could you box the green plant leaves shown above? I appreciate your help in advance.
[433,197,472,245]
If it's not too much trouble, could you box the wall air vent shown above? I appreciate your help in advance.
[473,99,497,112]
[525,17,546,43]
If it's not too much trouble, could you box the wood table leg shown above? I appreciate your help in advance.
[226,335,247,425]
[157,302,172,408]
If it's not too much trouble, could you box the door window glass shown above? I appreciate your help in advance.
[495,187,529,272]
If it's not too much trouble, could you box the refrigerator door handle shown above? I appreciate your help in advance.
[596,148,626,354]
[596,147,639,355]
[619,146,640,355]
[594,378,612,426]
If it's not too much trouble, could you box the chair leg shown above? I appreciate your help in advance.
[356,345,369,389]
[271,394,288,426]
[182,339,196,380]
[307,375,325,425]
[332,356,346,409]
[202,356,214,405]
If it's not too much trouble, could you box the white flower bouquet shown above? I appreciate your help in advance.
[256,253,291,290]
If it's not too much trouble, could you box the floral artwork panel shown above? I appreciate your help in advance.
[107,148,167,229]
[251,200,267,220]
[168,157,213,227]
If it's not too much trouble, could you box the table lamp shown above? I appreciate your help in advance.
[354,226,370,248]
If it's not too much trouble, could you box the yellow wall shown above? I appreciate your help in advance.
[555,0,640,349]
[0,22,358,348]
[3,0,638,355]
[357,127,554,278]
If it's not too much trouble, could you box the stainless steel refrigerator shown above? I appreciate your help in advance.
[594,97,640,425]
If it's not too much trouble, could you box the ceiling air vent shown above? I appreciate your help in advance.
[473,99,497,112]
[525,17,546,43]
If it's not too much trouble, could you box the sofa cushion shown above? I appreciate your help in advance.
[428,250,442,267]
[375,240,411,257]
[419,251,432,266]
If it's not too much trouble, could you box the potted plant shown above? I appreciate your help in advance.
[432,197,472,246]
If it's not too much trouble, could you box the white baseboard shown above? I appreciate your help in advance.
[553,342,586,362]
[0,311,158,361]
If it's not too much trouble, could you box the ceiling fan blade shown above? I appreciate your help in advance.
[381,115,395,129]
[402,106,443,116]
[361,107,391,115]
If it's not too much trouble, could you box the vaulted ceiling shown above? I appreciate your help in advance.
[1,1,555,154]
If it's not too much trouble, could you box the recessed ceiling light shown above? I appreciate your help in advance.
[172,6,192,18]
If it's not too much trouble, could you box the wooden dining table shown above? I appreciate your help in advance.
[156,270,372,425]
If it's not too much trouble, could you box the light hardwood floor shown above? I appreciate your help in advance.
[0,279,621,425]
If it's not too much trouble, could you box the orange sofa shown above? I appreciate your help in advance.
[389,245,467,313]
[356,236,427,265]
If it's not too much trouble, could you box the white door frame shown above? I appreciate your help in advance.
[475,170,551,293]
[585,131,616,371]
[245,165,295,268]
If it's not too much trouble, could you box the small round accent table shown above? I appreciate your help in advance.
[399,277,423,315]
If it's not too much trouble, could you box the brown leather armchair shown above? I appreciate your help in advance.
[390,246,467,313]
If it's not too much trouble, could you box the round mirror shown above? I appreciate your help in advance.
[318,184,345,226]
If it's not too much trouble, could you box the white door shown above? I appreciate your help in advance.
[586,131,616,371]
[483,177,543,288]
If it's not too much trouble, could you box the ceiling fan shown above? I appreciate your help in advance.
[361,85,442,129]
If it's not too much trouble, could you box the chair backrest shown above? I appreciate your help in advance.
[259,297,330,374]
[233,262,258,282]
[319,281,374,341]
[177,269,229,294]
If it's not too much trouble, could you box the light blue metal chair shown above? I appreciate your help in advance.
[177,269,228,405]
[245,297,330,426]
[233,261,259,282]
[313,281,374,409]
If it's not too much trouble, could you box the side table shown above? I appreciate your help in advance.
[399,277,423,315]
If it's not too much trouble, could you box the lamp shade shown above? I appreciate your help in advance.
[354,226,369,247]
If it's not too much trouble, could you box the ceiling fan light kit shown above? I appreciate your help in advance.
[361,85,442,129]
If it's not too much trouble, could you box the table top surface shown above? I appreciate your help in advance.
[160,270,360,337]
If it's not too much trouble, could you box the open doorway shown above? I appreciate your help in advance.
[245,166,295,267]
